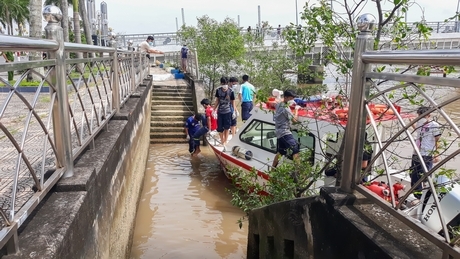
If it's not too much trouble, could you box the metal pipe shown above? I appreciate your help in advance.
[44,5,74,178]
[456,0,460,32]
[131,52,136,91]
[181,8,185,26]
[0,35,58,51]
[340,14,375,193]
[194,49,200,80]
[362,50,460,65]
[295,0,299,26]
[64,42,115,53]
[112,44,120,113]
[258,5,261,28]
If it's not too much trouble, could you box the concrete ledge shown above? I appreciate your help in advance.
[4,192,86,258]
[113,79,151,121]
[55,121,128,192]
[247,187,442,259]
[4,77,153,258]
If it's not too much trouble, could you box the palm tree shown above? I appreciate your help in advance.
[44,0,92,46]
[29,0,43,81]
[61,0,70,42]
[79,0,92,46]
[0,0,29,35]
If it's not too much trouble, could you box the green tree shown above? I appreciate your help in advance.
[229,0,458,223]
[178,16,246,98]
[0,0,29,35]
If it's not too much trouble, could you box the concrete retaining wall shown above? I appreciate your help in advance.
[4,77,153,259]
[247,187,442,259]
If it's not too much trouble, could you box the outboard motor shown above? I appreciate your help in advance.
[419,175,460,233]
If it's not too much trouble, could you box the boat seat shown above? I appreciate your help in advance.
[263,131,277,151]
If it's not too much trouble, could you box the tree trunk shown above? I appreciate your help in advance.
[72,0,84,71]
[28,0,43,81]
[79,0,94,57]
[61,0,69,42]
[6,10,11,35]
[79,0,92,45]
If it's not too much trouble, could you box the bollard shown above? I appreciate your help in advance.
[43,5,74,178]
[339,14,375,193]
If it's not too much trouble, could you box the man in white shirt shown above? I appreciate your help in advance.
[138,36,164,59]
[410,106,442,198]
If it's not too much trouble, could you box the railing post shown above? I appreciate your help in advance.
[340,14,375,193]
[131,52,136,91]
[43,5,74,178]
[193,48,200,80]
[110,37,120,113]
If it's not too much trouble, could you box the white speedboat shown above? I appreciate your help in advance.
[205,90,460,237]
[206,92,412,189]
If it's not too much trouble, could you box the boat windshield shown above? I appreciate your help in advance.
[240,119,315,164]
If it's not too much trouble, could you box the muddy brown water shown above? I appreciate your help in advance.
[129,81,460,259]
[129,144,247,259]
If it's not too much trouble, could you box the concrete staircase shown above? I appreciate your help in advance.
[150,80,194,144]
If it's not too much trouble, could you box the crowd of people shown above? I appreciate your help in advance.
[184,75,256,155]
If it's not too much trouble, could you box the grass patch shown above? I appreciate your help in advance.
[0,80,50,87]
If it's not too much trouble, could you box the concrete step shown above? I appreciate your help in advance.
[151,126,185,133]
[151,110,193,117]
[151,104,193,112]
[151,115,189,121]
[153,84,189,89]
[150,138,188,144]
[151,120,186,127]
[151,91,192,97]
[150,131,186,139]
[151,100,193,106]
[151,87,191,93]
[151,95,193,101]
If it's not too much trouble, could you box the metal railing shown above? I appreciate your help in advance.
[162,50,200,80]
[0,6,149,254]
[117,20,460,49]
[341,14,460,258]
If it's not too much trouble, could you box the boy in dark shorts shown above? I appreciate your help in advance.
[272,90,300,168]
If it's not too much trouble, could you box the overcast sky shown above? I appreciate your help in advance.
[66,0,460,34]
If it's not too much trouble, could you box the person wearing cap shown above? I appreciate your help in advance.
[272,90,301,168]
[138,36,164,59]
[181,44,188,73]
[409,106,442,198]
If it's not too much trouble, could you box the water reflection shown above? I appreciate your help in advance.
[130,144,247,259]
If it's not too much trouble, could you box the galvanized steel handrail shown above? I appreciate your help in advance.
[342,14,460,258]
[0,35,59,52]
[0,5,149,254]
[64,42,116,53]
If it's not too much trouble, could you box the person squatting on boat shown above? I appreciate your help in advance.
[409,106,442,199]
[184,113,204,155]
[272,90,301,168]
[239,74,256,122]
[213,77,236,148]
